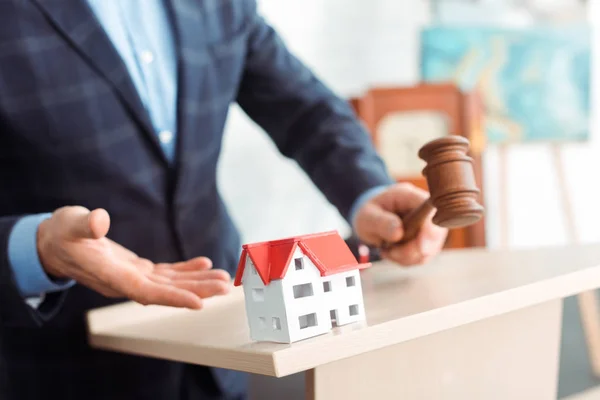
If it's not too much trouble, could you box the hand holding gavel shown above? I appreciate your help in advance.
[387,135,484,247]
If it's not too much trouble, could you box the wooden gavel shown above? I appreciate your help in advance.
[393,135,484,245]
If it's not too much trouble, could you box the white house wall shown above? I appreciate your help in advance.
[281,247,332,342]
[242,247,367,343]
[320,269,365,327]
[241,255,291,343]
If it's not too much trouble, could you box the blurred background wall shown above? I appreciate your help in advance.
[215,0,599,398]
[218,0,600,250]
[217,0,431,245]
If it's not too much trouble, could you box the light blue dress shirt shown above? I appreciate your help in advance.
[8,0,178,299]
[7,1,385,300]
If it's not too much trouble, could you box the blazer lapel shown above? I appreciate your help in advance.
[31,0,169,165]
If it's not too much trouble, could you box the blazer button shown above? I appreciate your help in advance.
[159,130,174,144]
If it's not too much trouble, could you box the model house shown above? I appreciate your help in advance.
[233,230,371,343]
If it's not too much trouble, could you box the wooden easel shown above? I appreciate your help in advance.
[552,144,600,377]
[499,143,600,377]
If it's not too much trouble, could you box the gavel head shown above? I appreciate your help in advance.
[418,135,484,229]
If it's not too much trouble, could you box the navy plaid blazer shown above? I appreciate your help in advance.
[0,0,393,399]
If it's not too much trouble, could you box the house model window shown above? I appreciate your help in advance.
[234,230,371,343]
[272,317,281,330]
[299,313,317,329]
[252,288,264,302]
[293,283,313,299]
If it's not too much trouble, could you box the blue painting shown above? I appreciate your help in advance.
[420,26,591,143]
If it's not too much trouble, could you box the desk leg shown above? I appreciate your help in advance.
[305,300,563,400]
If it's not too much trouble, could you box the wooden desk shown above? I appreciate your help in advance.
[87,245,600,399]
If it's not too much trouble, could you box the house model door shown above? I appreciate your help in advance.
[330,309,339,327]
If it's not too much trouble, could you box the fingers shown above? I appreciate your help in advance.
[104,265,204,309]
[63,206,110,239]
[68,230,225,309]
[134,273,229,307]
[354,182,448,266]
[154,268,231,282]
[379,183,430,216]
[354,183,432,248]
[381,240,424,266]
[155,256,213,272]
[120,257,230,307]
[158,279,231,298]
[82,262,214,308]
[133,281,204,309]
[382,220,448,267]
[417,221,448,257]
[354,202,403,246]
[88,209,110,238]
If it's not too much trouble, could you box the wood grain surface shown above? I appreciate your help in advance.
[87,244,600,377]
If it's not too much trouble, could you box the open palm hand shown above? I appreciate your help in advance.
[37,206,231,309]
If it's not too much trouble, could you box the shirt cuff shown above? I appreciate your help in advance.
[7,213,75,299]
[348,185,390,230]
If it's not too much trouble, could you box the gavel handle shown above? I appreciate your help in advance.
[396,198,435,245]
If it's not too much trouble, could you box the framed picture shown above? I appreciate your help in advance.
[420,25,591,144]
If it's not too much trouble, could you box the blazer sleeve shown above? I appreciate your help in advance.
[235,2,395,222]
[0,216,70,327]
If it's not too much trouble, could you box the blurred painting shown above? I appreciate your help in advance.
[420,26,591,143]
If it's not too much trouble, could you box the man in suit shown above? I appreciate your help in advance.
[0,0,447,399]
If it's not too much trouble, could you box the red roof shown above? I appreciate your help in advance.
[233,231,371,286]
